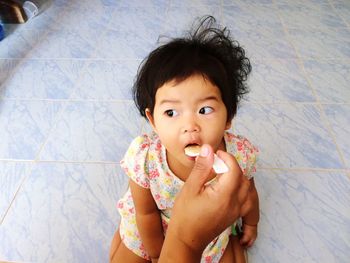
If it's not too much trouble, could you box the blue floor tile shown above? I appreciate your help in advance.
[0,162,127,262]
[38,101,143,162]
[234,103,344,169]
[0,100,62,160]
[251,169,350,263]
[0,0,349,262]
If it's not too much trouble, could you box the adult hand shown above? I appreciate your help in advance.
[159,144,251,262]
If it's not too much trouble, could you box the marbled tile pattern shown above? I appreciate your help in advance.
[0,162,32,221]
[234,103,344,169]
[1,59,83,99]
[0,163,128,262]
[70,60,140,100]
[251,170,350,263]
[247,59,315,102]
[0,0,349,262]
[38,101,143,162]
[0,100,62,159]
[303,60,350,103]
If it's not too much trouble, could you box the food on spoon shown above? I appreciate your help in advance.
[184,145,229,174]
[184,145,201,157]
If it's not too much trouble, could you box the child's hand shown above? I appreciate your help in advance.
[239,223,258,248]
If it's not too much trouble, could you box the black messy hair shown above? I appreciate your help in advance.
[133,16,251,121]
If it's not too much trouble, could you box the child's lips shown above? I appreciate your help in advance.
[186,155,197,161]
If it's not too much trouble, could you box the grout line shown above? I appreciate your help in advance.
[252,57,350,62]
[2,57,350,62]
[0,159,117,164]
[257,167,349,173]
[0,97,349,106]
[0,98,135,103]
[328,0,350,29]
[313,103,349,170]
[0,159,34,163]
[274,25,349,31]
[0,162,35,225]
[7,160,119,165]
[240,101,350,105]
[0,57,144,62]
[0,159,347,173]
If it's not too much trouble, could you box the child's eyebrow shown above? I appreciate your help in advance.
[200,96,220,102]
[159,99,181,105]
[159,96,219,105]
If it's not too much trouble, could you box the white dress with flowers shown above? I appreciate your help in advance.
[117,131,258,262]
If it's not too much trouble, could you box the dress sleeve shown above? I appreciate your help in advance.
[233,135,259,180]
[120,135,150,188]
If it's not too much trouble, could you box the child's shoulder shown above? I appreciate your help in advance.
[127,132,162,154]
[225,131,259,154]
[225,131,254,143]
[225,131,259,179]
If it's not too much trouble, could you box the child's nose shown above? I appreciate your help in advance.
[182,117,200,133]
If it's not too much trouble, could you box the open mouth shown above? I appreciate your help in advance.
[184,144,201,157]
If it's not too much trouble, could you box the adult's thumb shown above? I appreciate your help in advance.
[186,144,214,193]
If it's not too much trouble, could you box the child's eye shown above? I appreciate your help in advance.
[199,106,213,115]
[165,109,178,117]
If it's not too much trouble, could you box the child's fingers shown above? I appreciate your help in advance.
[239,235,251,247]
[239,230,257,248]
[243,239,255,248]
[239,233,249,244]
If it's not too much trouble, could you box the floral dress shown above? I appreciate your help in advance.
[117,131,259,262]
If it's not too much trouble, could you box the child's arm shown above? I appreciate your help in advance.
[129,179,164,261]
[240,178,259,248]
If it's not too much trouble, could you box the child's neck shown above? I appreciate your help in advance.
[167,155,196,182]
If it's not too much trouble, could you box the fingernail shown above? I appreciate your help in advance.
[200,145,209,157]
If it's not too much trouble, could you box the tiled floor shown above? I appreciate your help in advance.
[0,0,349,262]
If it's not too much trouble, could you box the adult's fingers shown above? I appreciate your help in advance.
[185,144,215,194]
[215,150,243,193]
[215,150,250,211]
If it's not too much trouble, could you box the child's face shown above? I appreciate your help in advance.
[146,74,231,176]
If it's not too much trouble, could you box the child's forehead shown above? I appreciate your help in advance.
[155,74,222,103]
[159,74,214,90]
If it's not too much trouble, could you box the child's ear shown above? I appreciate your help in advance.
[145,108,157,132]
[225,119,232,130]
